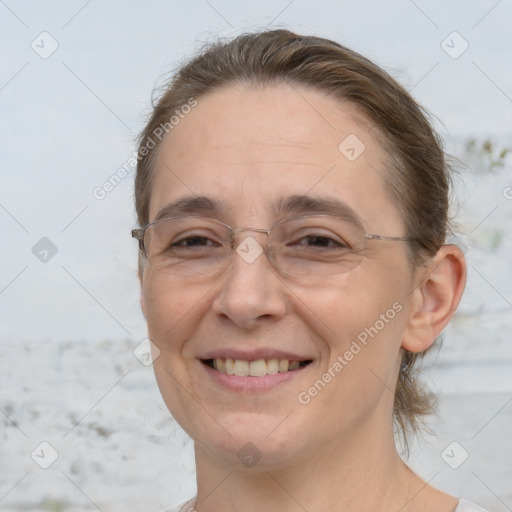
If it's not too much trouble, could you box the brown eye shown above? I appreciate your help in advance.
[294,235,347,249]
[172,236,216,247]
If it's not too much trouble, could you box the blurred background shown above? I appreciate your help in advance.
[1,0,511,510]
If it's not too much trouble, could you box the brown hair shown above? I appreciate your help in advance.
[135,29,451,451]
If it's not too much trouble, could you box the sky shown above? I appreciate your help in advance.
[1,0,511,343]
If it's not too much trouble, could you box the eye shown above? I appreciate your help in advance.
[288,229,350,250]
[296,234,346,248]
[172,235,217,247]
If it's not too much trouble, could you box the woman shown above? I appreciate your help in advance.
[132,29,487,512]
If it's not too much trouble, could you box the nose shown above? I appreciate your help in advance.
[211,234,288,330]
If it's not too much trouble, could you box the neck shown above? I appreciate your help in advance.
[191,419,425,512]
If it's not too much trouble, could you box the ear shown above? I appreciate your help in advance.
[401,244,467,353]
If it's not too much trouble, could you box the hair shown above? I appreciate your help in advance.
[135,29,452,452]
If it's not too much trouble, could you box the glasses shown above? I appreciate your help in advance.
[131,215,412,279]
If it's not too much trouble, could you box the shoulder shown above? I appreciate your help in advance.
[159,497,196,512]
[454,498,490,512]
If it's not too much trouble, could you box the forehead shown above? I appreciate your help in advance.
[149,83,403,231]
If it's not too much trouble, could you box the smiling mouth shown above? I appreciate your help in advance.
[201,358,313,377]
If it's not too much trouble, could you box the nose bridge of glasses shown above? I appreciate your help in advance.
[231,226,272,247]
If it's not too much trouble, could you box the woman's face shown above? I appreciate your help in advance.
[141,84,421,468]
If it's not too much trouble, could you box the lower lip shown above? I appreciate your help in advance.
[200,361,311,392]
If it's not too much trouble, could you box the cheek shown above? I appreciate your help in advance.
[305,268,408,382]
[141,271,208,354]
[142,273,210,426]
[297,283,406,435]
[296,265,406,344]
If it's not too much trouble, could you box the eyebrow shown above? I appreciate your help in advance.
[153,196,225,222]
[272,195,364,228]
[152,194,364,228]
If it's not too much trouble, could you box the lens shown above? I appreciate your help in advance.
[140,215,367,279]
[270,215,365,276]
[143,217,231,278]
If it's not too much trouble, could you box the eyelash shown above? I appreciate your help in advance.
[172,233,346,249]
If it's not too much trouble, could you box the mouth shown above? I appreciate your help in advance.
[201,358,313,377]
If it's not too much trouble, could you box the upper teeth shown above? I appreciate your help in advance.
[212,358,302,376]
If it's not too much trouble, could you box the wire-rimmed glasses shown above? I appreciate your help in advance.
[132,215,412,279]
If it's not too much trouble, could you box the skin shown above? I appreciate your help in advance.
[139,83,466,512]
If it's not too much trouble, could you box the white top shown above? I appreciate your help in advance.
[455,499,490,512]
[161,497,490,512]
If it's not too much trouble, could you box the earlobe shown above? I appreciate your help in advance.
[401,244,467,353]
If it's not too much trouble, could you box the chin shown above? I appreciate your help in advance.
[180,409,313,471]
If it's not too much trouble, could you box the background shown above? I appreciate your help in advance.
[1,1,511,510]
